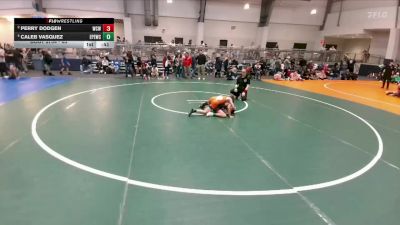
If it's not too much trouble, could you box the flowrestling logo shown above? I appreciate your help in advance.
[367,11,388,19]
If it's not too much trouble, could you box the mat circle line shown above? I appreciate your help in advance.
[31,82,383,196]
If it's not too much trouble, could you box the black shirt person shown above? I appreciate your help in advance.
[230,69,250,101]
[382,63,394,90]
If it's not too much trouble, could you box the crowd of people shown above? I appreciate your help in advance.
[1,42,399,99]
[271,56,358,81]
[0,43,30,79]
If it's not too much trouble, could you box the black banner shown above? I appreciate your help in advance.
[14,32,105,41]
[14,18,114,24]
[14,24,104,32]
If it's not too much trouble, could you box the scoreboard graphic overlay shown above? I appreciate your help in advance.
[14,18,114,48]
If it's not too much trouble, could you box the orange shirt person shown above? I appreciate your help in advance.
[188,95,236,118]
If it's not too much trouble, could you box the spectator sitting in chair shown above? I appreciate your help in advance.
[100,56,110,74]
[80,56,92,74]
[274,71,285,81]
[8,64,19,79]
[290,70,303,81]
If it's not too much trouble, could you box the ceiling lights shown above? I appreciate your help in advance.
[310,9,317,15]
[244,3,250,10]
[167,0,173,3]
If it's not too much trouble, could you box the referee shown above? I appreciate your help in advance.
[382,62,394,90]
[230,68,250,101]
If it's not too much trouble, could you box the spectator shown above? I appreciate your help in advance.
[290,71,303,81]
[284,57,291,70]
[80,56,91,74]
[299,58,307,75]
[382,62,394,90]
[362,49,370,63]
[150,54,157,68]
[100,56,109,74]
[223,57,229,76]
[275,58,282,72]
[151,64,159,79]
[339,59,348,80]
[8,64,19,79]
[191,52,197,78]
[0,46,6,77]
[182,52,192,79]
[254,62,262,80]
[42,50,53,76]
[174,53,183,79]
[348,59,356,80]
[124,51,134,78]
[259,57,266,76]
[21,48,30,73]
[60,53,71,75]
[11,48,23,72]
[137,56,143,77]
[231,58,238,67]
[215,56,222,78]
[205,57,214,77]
[163,54,172,79]
[196,50,207,80]
[274,71,284,81]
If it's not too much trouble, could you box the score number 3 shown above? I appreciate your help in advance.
[102,24,114,32]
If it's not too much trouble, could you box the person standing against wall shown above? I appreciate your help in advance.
[196,50,207,80]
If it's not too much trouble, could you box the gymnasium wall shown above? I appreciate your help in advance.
[270,5,325,26]
[330,0,398,12]
[323,6,397,36]
[368,31,390,57]
[0,19,14,44]
[203,20,258,47]
[42,0,327,49]
[0,0,397,57]
[43,0,124,14]
[0,0,33,10]
[268,23,320,50]
[130,15,198,44]
[323,37,370,52]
